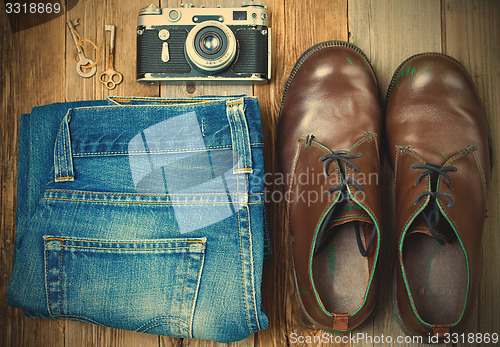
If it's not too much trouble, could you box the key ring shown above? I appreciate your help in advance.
[70,29,101,69]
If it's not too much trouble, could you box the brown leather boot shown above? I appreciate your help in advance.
[277,41,382,332]
[385,53,492,340]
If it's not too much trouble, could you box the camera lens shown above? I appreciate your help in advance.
[200,33,222,54]
[186,21,237,73]
[193,26,229,60]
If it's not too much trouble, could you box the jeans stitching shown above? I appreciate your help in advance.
[227,102,241,172]
[109,97,215,103]
[231,108,240,171]
[56,130,62,179]
[245,204,260,331]
[62,120,68,178]
[45,237,206,245]
[71,99,246,111]
[240,111,249,171]
[237,208,251,334]
[57,245,195,251]
[234,105,245,171]
[141,321,189,333]
[178,249,189,337]
[239,103,252,171]
[60,124,66,177]
[65,116,75,179]
[135,316,189,332]
[190,247,206,339]
[72,143,265,157]
[45,190,263,197]
[107,96,256,103]
[237,168,240,196]
[262,203,271,256]
[240,104,252,171]
[59,241,64,316]
[41,197,264,205]
[44,239,53,316]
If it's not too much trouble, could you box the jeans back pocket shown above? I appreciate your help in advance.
[44,236,206,338]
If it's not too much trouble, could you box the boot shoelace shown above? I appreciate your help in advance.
[313,151,376,257]
[411,162,457,246]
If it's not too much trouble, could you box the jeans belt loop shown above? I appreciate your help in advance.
[226,97,254,175]
[53,110,75,182]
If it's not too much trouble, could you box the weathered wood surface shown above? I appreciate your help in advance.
[1,0,499,346]
[348,2,442,346]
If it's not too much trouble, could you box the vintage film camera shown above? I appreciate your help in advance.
[136,2,271,82]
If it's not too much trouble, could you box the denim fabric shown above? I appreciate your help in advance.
[8,96,270,343]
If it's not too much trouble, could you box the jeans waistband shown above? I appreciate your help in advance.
[53,96,263,183]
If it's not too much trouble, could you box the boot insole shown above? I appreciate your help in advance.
[312,222,369,313]
[403,233,467,324]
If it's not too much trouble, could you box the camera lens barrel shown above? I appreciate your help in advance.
[185,21,237,72]
[195,27,226,57]
[200,32,222,54]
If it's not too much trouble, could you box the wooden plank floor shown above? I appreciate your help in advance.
[1,0,499,346]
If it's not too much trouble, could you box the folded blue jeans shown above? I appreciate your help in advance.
[8,96,270,343]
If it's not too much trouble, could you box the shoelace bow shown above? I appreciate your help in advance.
[314,151,376,257]
[411,162,457,246]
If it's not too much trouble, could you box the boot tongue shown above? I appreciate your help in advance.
[406,219,453,244]
[314,200,375,258]
[327,199,372,227]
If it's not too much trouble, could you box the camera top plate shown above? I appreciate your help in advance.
[138,3,268,28]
